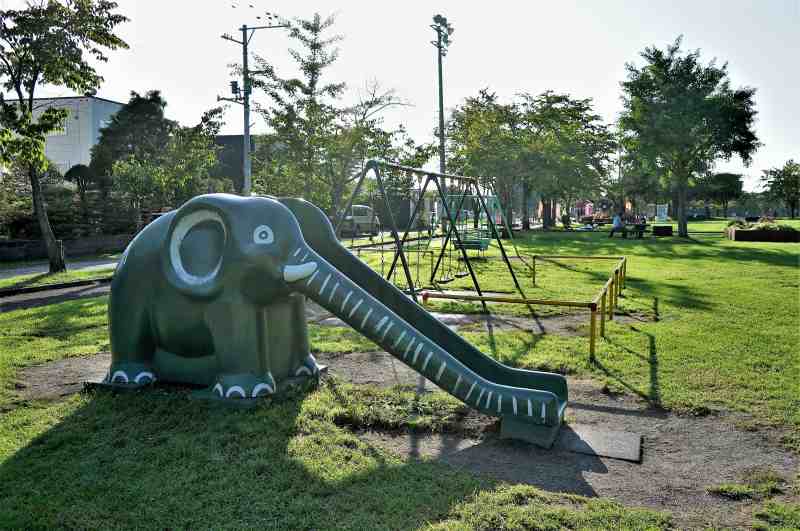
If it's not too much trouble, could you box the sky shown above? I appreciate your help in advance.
[7,0,799,192]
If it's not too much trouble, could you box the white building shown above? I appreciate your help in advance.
[30,95,124,174]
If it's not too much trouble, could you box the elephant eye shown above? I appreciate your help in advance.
[253,225,274,245]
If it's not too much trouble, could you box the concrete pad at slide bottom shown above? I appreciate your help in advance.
[555,425,642,463]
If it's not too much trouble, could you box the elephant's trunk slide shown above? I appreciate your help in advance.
[285,245,562,426]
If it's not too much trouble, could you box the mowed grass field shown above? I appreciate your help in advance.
[0,229,798,528]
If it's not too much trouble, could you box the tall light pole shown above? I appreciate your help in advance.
[220,12,288,196]
[431,14,453,186]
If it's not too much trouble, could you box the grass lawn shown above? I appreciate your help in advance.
[0,230,798,528]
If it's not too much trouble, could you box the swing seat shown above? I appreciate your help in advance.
[454,272,470,278]
[453,229,491,251]
[437,276,455,284]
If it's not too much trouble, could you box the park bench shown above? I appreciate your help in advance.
[609,223,650,239]
[453,229,491,251]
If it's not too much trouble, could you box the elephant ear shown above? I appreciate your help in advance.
[162,207,228,298]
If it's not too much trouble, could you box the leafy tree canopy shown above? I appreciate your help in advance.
[90,90,177,180]
[762,160,799,218]
[619,36,759,235]
[0,0,128,272]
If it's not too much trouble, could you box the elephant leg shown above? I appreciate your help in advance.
[204,301,275,399]
[106,301,157,387]
[286,294,319,379]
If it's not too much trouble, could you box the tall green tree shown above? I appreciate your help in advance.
[697,172,743,218]
[251,13,344,209]
[90,90,176,184]
[0,0,128,272]
[620,36,759,237]
[448,90,614,229]
[762,160,799,218]
[447,89,521,226]
[517,91,614,224]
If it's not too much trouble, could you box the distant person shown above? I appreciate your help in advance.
[609,212,627,238]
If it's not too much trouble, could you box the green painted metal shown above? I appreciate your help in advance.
[107,193,567,446]
[283,198,568,445]
[106,194,320,399]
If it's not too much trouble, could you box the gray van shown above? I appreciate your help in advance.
[343,204,380,236]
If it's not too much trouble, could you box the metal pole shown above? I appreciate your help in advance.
[241,25,252,196]
[436,29,445,179]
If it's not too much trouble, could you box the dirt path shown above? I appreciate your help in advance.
[318,350,798,529]
[13,349,798,529]
[0,257,117,280]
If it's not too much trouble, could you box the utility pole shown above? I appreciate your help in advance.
[220,12,288,196]
[241,24,252,195]
[431,14,453,192]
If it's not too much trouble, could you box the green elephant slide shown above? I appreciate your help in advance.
[105,194,568,447]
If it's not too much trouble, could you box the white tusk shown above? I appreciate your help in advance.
[283,261,318,282]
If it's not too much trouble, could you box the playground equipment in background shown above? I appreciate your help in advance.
[334,160,531,310]
[104,192,568,448]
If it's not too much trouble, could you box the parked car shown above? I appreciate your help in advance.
[343,204,380,236]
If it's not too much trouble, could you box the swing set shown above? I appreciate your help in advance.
[334,160,530,312]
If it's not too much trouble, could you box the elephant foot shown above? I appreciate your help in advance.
[210,372,276,399]
[293,354,321,378]
[104,363,157,387]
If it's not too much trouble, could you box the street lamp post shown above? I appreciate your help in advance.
[430,14,453,193]
[220,14,288,196]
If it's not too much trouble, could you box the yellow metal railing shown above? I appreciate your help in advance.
[421,254,628,361]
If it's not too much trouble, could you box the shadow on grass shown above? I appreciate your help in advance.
[597,327,662,408]
[0,391,486,529]
[0,286,108,315]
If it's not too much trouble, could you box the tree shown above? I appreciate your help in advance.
[250,13,345,210]
[64,164,96,203]
[620,36,759,237]
[697,172,743,218]
[112,107,226,222]
[0,0,128,272]
[517,91,614,224]
[90,90,176,185]
[155,107,226,206]
[762,160,800,218]
[447,89,521,226]
[448,90,614,229]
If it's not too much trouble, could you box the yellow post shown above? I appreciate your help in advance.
[589,305,597,362]
[608,277,615,321]
[600,288,606,337]
[622,259,627,289]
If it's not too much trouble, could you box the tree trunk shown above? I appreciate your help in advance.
[29,167,66,273]
[722,200,728,219]
[676,181,689,237]
[542,198,552,228]
[521,181,530,231]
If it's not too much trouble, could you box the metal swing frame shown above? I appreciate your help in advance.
[334,160,528,312]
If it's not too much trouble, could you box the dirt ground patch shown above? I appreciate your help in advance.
[12,349,798,529]
[313,350,798,529]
